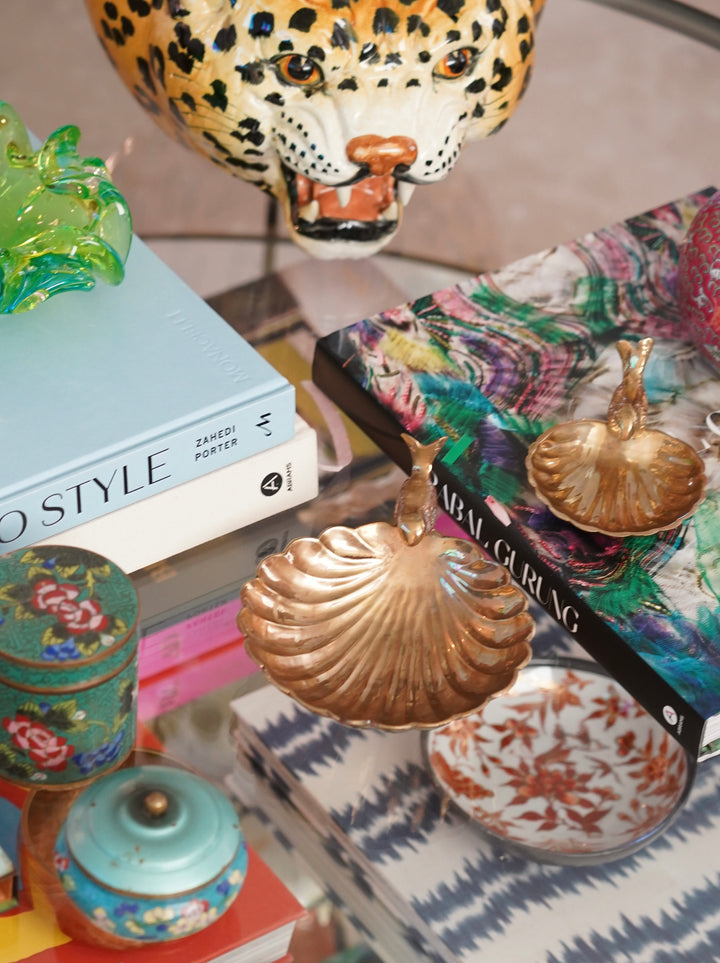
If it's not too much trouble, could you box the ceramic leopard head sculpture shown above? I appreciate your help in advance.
[85,0,546,259]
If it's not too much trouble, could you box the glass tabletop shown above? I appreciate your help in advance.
[2,3,720,959]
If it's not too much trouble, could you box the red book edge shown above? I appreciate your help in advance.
[20,848,303,963]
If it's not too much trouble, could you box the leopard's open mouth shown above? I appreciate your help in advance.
[283,166,415,243]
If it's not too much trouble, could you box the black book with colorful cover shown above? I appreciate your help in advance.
[312,188,720,761]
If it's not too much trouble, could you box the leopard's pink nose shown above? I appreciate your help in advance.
[346,135,418,176]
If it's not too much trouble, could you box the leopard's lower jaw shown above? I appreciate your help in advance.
[282,165,413,257]
[288,222,403,260]
[285,203,404,258]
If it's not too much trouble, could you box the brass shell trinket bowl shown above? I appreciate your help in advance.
[239,435,534,730]
[526,338,707,537]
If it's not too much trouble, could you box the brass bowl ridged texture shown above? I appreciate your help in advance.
[239,435,534,730]
[526,420,707,537]
[526,338,707,537]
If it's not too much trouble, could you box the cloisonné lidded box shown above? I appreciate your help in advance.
[0,545,138,787]
[54,765,248,942]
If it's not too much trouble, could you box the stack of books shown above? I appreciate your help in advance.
[40,414,318,574]
[1,233,319,574]
[133,507,312,715]
[312,187,720,762]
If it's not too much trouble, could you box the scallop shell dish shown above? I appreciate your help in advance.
[239,435,535,730]
[526,338,707,537]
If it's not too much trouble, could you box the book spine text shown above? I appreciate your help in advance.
[2,385,295,553]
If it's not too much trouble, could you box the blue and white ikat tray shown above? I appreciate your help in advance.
[230,606,719,963]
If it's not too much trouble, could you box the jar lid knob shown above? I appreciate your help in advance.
[143,790,168,818]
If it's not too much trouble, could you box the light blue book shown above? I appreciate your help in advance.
[0,236,295,554]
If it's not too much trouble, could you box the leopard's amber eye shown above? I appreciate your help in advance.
[274,54,324,87]
[433,47,475,79]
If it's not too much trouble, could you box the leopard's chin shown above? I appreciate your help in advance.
[281,165,413,258]
[288,226,401,259]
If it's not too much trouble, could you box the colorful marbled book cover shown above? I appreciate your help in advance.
[314,189,720,757]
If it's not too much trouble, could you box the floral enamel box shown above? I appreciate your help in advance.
[0,546,138,787]
[53,765,248,943]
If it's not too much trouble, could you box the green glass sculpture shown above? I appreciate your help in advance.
[0,102,132,313]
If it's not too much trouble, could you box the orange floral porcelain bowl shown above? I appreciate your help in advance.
[425,658,695,866]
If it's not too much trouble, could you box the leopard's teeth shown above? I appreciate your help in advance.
[398,182,416,206]
[382,201,399,222]
[335,185,352,208]
[299,200,320,223]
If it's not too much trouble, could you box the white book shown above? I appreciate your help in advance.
[36,415,318,573]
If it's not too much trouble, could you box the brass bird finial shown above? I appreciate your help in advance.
[394,434,448,545]
[607,338,653,440]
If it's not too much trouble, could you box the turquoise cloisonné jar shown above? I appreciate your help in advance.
[54,765,248,942]
[0,545,138,787]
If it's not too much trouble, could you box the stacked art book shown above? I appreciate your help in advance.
[2,850,300,963]
[134,506,311,680]
[1,234,298,556]
[313,187,720,761]
[133,505,313,718]
[38,414,318,574]
[228,678,720,963]
[137,639,257,721]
